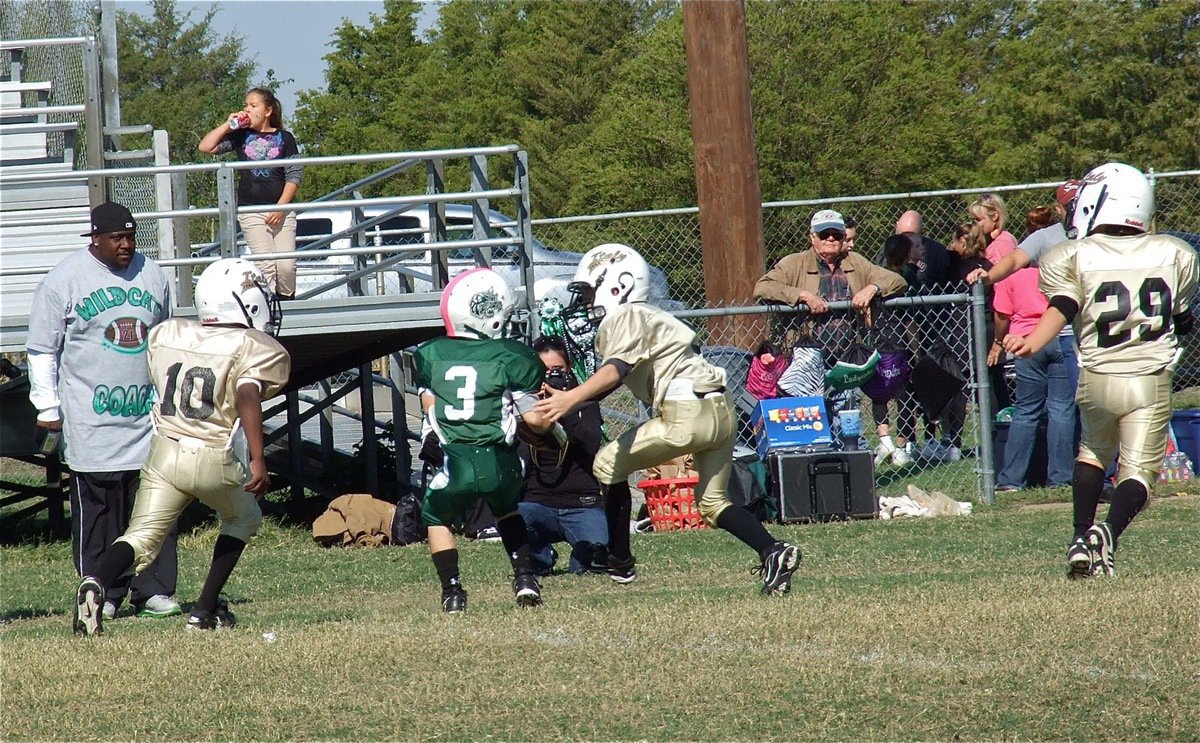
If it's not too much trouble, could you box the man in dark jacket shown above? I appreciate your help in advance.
[896,210,952,290]
[519,336,608,575]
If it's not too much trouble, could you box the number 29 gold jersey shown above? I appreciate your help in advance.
[1038,233,1199,375]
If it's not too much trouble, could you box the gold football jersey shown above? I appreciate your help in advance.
[1039,233,1199,375]
[147,319,291,447]
[596,303,726,409]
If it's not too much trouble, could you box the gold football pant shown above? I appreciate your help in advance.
[593,393,735,526]
[1076,367,1172,489]
[117,435,262,575]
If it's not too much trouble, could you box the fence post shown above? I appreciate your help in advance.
[216,165,237,258]
[358,362,379,495]
[426,159,448,289]
[389,351,411,496]
[170,171,193,307]
[81,37,105,205]
[971,281,996,504]
[514,149,536,334]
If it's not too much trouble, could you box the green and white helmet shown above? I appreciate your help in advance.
[440,267,515,340]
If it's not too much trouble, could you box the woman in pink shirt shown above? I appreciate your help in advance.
[990,265,1077,491]
[970,193,1019,266]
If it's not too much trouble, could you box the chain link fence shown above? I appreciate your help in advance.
[534,171,1200,392]
[536,173,1200,308]
[1,0,96,169]
[580,295,989,502]
[3,2,163,261]
[534,172,1200,503]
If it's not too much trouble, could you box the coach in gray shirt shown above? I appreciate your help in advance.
[27,202,181,621]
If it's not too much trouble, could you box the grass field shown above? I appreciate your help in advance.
[2,481,1198,741]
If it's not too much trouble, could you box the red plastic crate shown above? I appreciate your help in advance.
[637,476,708,531]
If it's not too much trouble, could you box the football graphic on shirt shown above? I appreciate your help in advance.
[104,317,149,352]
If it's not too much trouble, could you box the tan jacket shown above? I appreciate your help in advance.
[312,493,397,548]
[753,250,908,306]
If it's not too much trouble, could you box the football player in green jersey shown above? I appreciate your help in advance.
[414,268,559,612]
[536,244,801,595]
[1003,163,1199,579]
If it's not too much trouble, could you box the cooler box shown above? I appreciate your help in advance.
[767,449,876,522]
[749,396,833,459]
[1170,410,1200,475]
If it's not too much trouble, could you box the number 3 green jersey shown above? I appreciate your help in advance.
[414,336,545,447]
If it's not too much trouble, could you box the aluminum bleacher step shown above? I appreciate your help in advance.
[0,120,77,166]
[0,80,51,124]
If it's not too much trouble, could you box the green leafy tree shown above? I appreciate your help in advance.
[561,10,695,214]
[970,0,1200,182]
[291,0,1200,220]
[116,0,266,177]
[293,0,427,197]
[294,0,644,214]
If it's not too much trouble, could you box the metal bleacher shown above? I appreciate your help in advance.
[0,42,93,329]
[0,33,542,528]
[0,42,90,535]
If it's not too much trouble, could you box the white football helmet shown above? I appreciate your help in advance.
[440,267,516,339]
[1068,162,1153,238]
[566,243,651,324]
[195,258,282,335]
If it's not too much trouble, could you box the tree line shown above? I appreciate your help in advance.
[110,0,1200,217]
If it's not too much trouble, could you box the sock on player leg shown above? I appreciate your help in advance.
[496,514,533,576]
[94,541,135,590]
[1072,461,1106,539]
[431,548,460,590]
[714,505,776,557]
[604,482,632,562]
[194,534,247,616]
[1105,478,1149,540]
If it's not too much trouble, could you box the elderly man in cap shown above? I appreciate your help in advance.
[754,209,908,443]
[27,201,181,622]
[754,208,907,313]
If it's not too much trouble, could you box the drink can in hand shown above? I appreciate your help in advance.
[229,112,250,130]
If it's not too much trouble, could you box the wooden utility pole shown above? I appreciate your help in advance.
[682,0,767,349]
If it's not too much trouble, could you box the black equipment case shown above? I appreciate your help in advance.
[767,449,877,522]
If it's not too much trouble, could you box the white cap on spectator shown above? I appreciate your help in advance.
[810,209,846,234]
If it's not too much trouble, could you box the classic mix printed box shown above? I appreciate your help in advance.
[749,396,832,458]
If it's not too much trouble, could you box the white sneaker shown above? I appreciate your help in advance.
[137,594,182,618]
[921,440,963,463]
[874,436,896,467]
[474,526,502,542]
[892,444,912,466]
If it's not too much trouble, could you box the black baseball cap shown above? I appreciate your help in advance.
[81,202,137,236]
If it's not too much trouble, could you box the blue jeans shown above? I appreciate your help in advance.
[518,502,608,575]
[998,337,1078,488]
